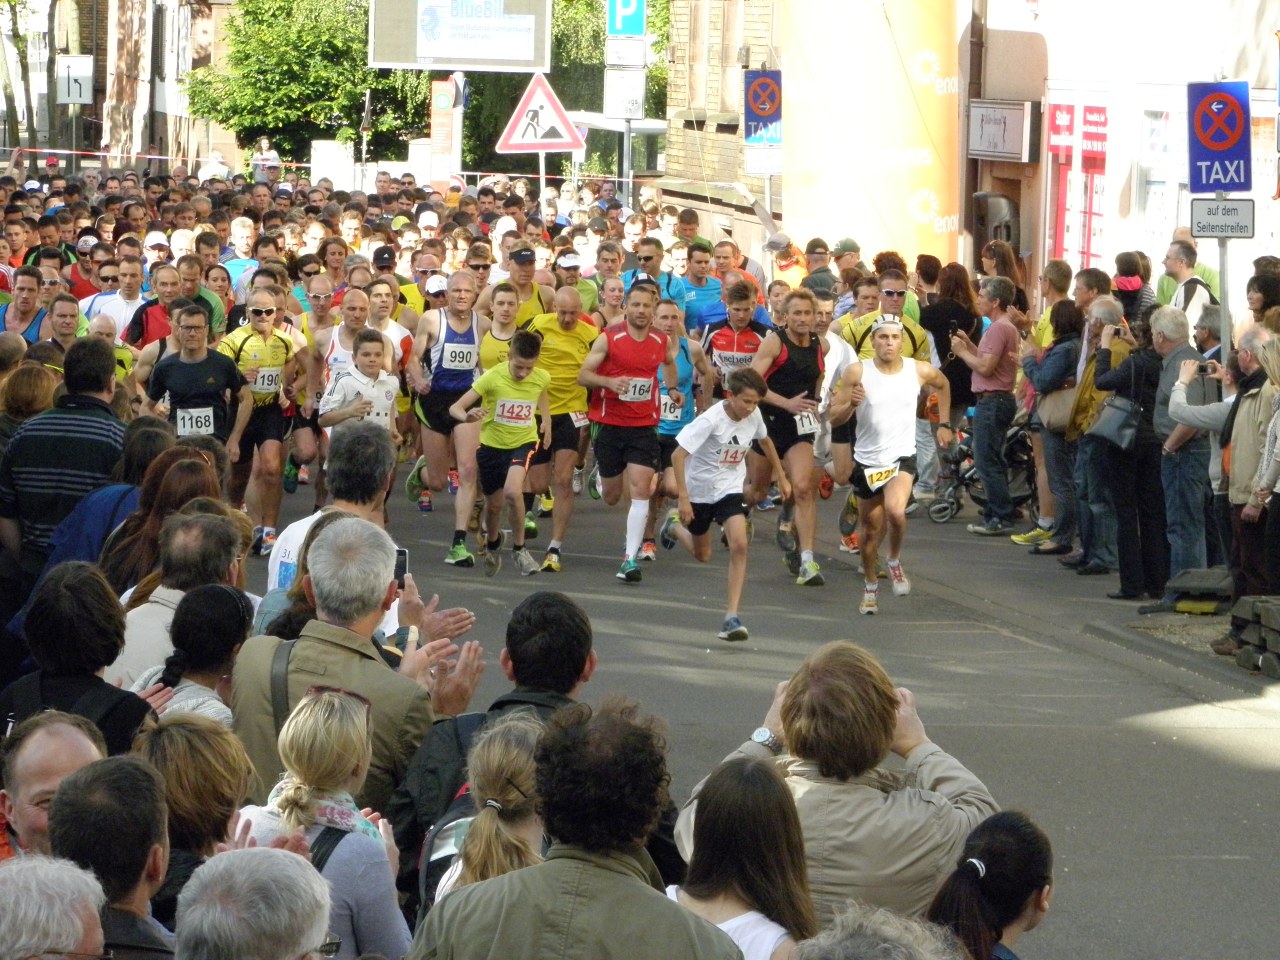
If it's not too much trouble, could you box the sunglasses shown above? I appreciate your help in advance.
[248,307,277,317]
[467,263,491,271]
[301,269,321,277]
[308,292,333,300]
[416,268,440,275]
[99,273,120,282]
[40,279,61,287]
[636,255,656,263]
[881,290,907,298]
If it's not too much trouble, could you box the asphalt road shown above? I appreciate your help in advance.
[251,467,1280,960]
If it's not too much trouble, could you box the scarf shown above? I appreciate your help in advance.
[1219,367,1268,450]
[266,780,382,840]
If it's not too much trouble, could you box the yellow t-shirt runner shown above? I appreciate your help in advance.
[472,364,551,450]
[217,326,294,407]
[521,313,599,415]
[838,310,933,362]
[479,329,513,372]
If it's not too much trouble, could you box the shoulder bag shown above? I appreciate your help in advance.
[1086,354,1139,451]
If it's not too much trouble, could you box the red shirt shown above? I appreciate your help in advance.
[125,301,173,348]
[588,326,668,428]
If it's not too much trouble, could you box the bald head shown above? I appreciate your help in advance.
[88,316,118,342]
[1171,226,1197,248]
[0,331,27,373]
[555,286,582,328]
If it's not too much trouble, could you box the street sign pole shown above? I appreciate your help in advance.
[538,150,546,199]
[1217,190,1231,369]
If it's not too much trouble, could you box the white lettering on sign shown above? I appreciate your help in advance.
[746,122,782,140]
[1194,160,1248,186]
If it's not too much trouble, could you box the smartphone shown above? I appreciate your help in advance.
[948,319,958,337]
[394,548,409,589]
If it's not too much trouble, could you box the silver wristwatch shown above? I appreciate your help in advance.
[751,726,782,755]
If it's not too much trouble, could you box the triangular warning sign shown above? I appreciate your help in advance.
[495,74,587,154]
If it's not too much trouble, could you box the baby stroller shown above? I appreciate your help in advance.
[928,413,1038,523]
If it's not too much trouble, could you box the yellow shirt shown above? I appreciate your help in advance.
[1031,306,1054,349]
[472,364,551,449]
[217,326,294,407]
[838,311,932,362]
[522,312,599,415]
[480,329,513,372]
[400,282,427,318]
[514,286,553,326]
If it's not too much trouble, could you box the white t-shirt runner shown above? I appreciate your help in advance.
[675,401,767,504]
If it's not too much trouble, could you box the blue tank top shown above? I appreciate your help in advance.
[0,304,45,345]
[658,338,695,436]
[427,309,481,392]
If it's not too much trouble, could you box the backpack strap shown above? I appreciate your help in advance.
[309,826,348,874]
[69,682,132,724]
[270,639,296,735]
[5,673,43,727]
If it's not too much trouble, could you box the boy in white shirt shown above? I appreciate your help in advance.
[319,326,402,446]
[659,366,789,642]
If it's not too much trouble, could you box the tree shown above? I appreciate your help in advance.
[184,0,431,162]
[3,0,40,164]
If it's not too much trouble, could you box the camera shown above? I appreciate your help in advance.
[1197,361,1211,375]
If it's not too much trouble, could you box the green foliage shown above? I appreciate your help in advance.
[185,0,431,162]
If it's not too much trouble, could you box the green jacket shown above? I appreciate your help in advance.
[411,844,741,960]
[231,619,434,814]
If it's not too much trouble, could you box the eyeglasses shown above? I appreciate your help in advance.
[178,324,206,333]
[881,289,907,298]
[308,292,333,300]
[314,934,342,958]
[467,263,491,271]
[248,307,277,317]
[99,273,119,283]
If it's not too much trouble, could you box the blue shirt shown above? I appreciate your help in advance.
[683,276,724,333]
[620,269,688,308]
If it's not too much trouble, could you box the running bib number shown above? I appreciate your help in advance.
[794,411,820,436]
[623,378,654,403]
[718,444,749,466]
[175,406,215,437]
[864,463,900,493]
[442,343,478,371]
[494,398,534,427]
[659,393,682,421]
[569,411,589,429]
[252,366,283,394]
[717,351,753,369]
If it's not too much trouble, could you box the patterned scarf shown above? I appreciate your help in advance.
[266,780,382,840]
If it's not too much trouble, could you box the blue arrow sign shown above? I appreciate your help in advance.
[1187,80,1252,194]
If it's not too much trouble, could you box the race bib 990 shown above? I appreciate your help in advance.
[442,343,478,370]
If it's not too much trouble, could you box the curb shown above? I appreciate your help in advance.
[1083,620,1280,700]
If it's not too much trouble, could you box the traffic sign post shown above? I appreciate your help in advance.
[56,55,93,106]
[1189,198,1255,240]
[496,74,586,196]
[743,70,783,205]
[606,0,645,37]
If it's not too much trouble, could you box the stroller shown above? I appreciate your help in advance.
[928,412,1038,523]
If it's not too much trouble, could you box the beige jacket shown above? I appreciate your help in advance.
[1226,379,1278,505]
[232,619,433,814]
[676,741,998,925]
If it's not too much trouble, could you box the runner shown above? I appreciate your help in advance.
[217,288,299,554]
[447,329,552,578]
[700,281,770,399]
[748,288,829,586]
[479,282,519,371]
[318,326,401,450]
[828,317,954,614]
[522,287,600,572]
[123,263,182,349]
[578,281,682,583]
[144,301,251,447]
[406,269,489,566]
[643,296,712,559]
[475,242,554,324]
[659,366,788,641]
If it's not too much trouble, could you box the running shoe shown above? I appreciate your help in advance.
[860,586,879,615]
[796,560,825,586]
[572,466,585,494]
[818,472,834,500]
[483,545,502,578]
[524,511,539,540]
[405,456,427,503]
[251,525,264,556]
[888,560,910,596]
[904,494,919,516]
[468,500,484,532]
[514,548,540,576]
[417,491,433,513]
[446,469,460,495]
[587,464,601,500]
[659,510,681,550]
[541,550,562,573]
[638,539,657,561]
[775,500,797,552]
[616,558,642,583]
[445,543,475,567]
[718,615,749,642]
[1011,526,1053,545]
[538,494,555,517]
[967,519,1015,536]
[755,497,776,511]
[259,529,277,556]
[783,549,801,577]
[839,492,859,536]
[297,465,310,485]
[839,532,860,554]
[768,482,783,506]
[282,456,300,494]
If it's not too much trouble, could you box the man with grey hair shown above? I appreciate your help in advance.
[951,275,1022,535]
[795,902,964,960]
[1141,305,1212,614]
[1193,305,1223,362]
[233,515,485,811]
[175,848,329,960]
[0,855,107,960]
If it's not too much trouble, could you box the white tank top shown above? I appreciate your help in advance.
[855,357,920,465]
[324,324,354,383]
[665,887,789,960]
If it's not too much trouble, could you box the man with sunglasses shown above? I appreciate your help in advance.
[79,257,121,320]
[475,243,553,325]
[621,236,688,308]
[68,240,115,300]
[398,249,445,318]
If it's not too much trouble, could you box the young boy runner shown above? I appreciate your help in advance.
[448,330,552,577]
[659,367,788,641]
[318,326,402,444]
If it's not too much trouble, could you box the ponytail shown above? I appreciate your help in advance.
[159,649,189,689]
[926,857,1001,960]
[274,778,318,833]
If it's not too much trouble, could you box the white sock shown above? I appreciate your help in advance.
[1038,517,1053,530]
[887,557,901,567]
[801,550,814,565]
[865,581,879,592]
[625,498,648,560]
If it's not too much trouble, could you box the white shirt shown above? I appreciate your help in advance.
[676,402,766,504]
[80,289,117,320]
[820,331,856,409]
[97,294,146,340]
[665,887,789,960]
[1174,277,1212,328]
[319,367,399,437]
[855,358,921,465]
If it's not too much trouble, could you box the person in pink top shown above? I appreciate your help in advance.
[951,275,1023,535]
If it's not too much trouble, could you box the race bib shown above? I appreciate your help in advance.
[252,366,283,394]
[864,462,900,493]
[175,406,215,437]
[494,398,534,427]
[569,411,589,428]
[794,411,820,436]
[622,378,654,403]
[659,393,682,421]
[717,351,753,369]
[442,343,478,371]
[718,444,749,466]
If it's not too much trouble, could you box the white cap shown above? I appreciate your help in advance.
[556,253,582,269]
[144,230,170,249]
[492,215,518,238]
[426,275,448,294]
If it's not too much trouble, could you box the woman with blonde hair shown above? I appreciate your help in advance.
[433,712,544,902]
[239,688,411,960]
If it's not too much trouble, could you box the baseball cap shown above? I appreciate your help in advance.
[45,156,59,167]
[23,179,41,191]
[372,245,396,268]
[555,252,582,269]
[587,217,609,234]
[265,160,281,168]
[805,238,830,256]
[76,236,97,254]
[832,238,861,256]
[426,275,448,295]
[764,233,792,254]
[144,230,170,249]
[510,248,536,266]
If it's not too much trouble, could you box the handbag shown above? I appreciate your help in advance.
[1036,386,1078,432]
[1086,353,1139,450]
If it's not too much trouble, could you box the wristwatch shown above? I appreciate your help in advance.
[751,726,783,755]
